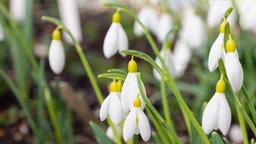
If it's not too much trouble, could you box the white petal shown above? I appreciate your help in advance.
[103,23,119,58]
[138,110,151,141]
[123,109,137,142]
[202,93,221,134]
[109,92,123,125]
[57,0,82,43]
[121,73,132,113]
[225,53,244,93]
[99,95,111,121]
[208,34,224,72]
[218,94,231,135]
[49,40,65,74]
[118,25,128,56]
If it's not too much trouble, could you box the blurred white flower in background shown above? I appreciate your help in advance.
[57,0,82,44]
[238,0,256,32]
[134,7,158,37]
[172,40,191,77]
[155,13,173,42]
[180,7,207,49]
[9,0,26,22]
[153,43,176,80]
[106,126,122,142]
[229,124,243,144]
[0,23,4,41]
[207,0,235,28]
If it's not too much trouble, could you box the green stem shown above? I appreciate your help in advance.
[44,86,62,144]
[235,100,249,144]
[160,80,174,130]
[241,86,256,123]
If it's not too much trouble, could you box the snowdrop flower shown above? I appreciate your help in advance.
[121,56,146,113]
[57,0,82,44]
[238,0,256,32]
[100,80,123,125]
[229,124,243,144]
[208,21,226,72]
[172,40,191,77]
[225,38,243,93]
[48,29,65,74]
[9,0,26,22]
[0,23,4,41]
[106,125,122,142]
[207,0,235,28]
[180,8,206,49]
[155,13,173,42]
[202,78,231,135]
[103,11,128,58]
[134,7,158,37]
[123,96,151,142]
[153,41,176,80]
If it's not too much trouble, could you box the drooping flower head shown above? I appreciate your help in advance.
[49,28,65,74]
[123,96,151,142]
[121,56,146,113]
[103,10,128,58]
[202,78,231,135]
[100,80,123,125]
[208,20,226,72]
[225,37,243,93]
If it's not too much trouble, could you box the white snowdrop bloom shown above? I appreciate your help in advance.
[155,13,173,42]
[49,29,65,74]
[207,0,235,28]
[167,0,191,12]
[153,43,176,80]
[224,38,243,93]
[121,57,146,113]
[100,81,123,126]
[172,40,191,77]
[9,0,26,22]
[123,96,151,142]
[106,125,122,142]
[202,79,231,135]
[103,11,128,58]
[0,23,4,41]
[134,7,158,37]
[208,21,226,72]
[238,0,256,32]
[229,124,243,144]
[180,8,207,49]
[57,0,82,44]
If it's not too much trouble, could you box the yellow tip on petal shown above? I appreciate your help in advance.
[110,81,118,92]
[117,80,122,92]
[128,56,137,73]
[226,38,236,52]
[216,79,226,93]
[112,11,120,23]
[133,96,141,108]
[52,29,61,40]
[220,21,226,33]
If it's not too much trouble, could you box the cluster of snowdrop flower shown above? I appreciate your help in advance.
[134,3,207,78]
[100,56,151,142]
[203,16,244,135]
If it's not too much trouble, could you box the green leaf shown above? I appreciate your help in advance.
[98,72,126,80]
[107,69,127,75]
[152,132,163,144]
[211,132,224,144]
[222,7,233,21]
[90,122,113,144]
[223,137,231,144]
